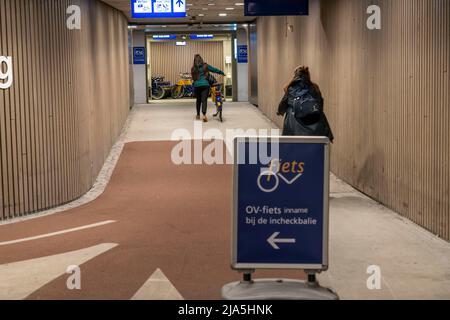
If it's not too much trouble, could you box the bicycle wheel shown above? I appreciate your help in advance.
[180,86,188,98]
[186,87,194,98]
[171,85,184,99]
[257,172,279,193]
[216,100,223,121]
[213,102,219,117]
[153,86,165,100]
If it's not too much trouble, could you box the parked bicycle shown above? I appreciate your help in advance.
[171,73,194,99]
[150,76,172,100]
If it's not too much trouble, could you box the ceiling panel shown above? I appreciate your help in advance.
[101,0,254,24]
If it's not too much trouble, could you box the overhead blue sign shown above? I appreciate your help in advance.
[190,34,215,40]
[244,0,309,16]
[133,47,146,65]
[131,0,186,19]
[232,137,330,270]
[152,35,177,40]
[237,45,248,64]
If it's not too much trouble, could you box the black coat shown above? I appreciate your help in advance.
[278,77,334,142]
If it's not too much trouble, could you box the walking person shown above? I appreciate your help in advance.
[277,66,334,142]
[191,54,225,122]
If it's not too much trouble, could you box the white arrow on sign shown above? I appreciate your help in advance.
[267,232,296,250]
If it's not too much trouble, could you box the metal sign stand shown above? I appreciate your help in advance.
[222,274,338,300]
[222,137,339,300]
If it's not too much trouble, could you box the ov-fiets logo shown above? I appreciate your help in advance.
[257,159,305,193]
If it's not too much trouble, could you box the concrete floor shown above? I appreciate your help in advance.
[126,101,280,142]
[3,101,450,300]
[323,175,450,299]
[126,101,450,300]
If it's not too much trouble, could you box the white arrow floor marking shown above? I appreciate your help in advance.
[0,220,116,246]
[268,232,296,250]
[132,268,184,300]
[0,243,118,300]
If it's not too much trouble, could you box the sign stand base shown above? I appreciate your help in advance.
[222,278,339,300]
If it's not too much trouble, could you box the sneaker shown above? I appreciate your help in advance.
[203,115,208,123]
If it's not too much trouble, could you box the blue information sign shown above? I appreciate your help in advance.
[237,45,248,64]
[153,35,177,40]
[244,0,309,16]
[131,0,186,19]
[190,34,215,40]
[232,137,330,270]
[133,47,146,65]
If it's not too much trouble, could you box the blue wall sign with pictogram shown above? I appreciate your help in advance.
[237,45,248,64]
[131,0,186,19]
[232,137,330,270]
[133,47,146,65]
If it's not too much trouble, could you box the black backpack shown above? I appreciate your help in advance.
[282,78,334,142]
[290,84,323,123]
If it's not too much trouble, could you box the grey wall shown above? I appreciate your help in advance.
[248,23,258,106]
[132,30,147,104]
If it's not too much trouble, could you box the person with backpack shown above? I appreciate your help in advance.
[277,66,334,142]
[191,54,225,123]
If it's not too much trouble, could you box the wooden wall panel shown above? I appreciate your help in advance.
[257,0,450,240]
[150,41,225,85]
[0,0,129,219]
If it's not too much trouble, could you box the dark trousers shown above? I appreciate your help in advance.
[195,86,210,116]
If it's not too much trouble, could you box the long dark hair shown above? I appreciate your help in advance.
[191,54,209,81]
[284,66,321,95]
